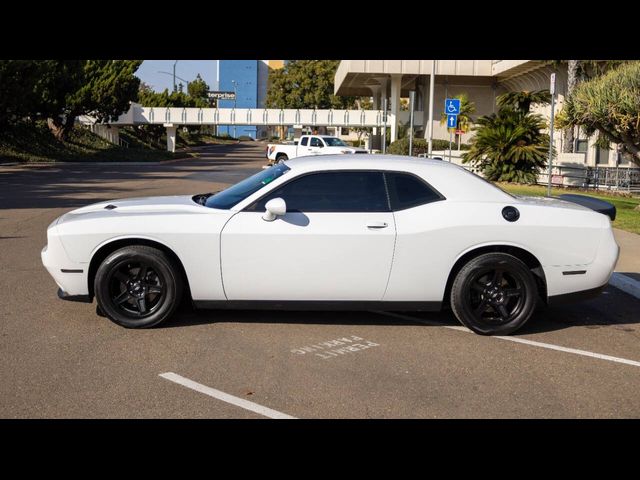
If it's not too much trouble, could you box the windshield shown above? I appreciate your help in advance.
[205,163,291,209]
[322,137,348,147]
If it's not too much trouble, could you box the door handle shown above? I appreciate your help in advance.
[366,222,388,229]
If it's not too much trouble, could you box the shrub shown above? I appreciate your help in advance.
[387,137,469,155]
[462,109,550,183]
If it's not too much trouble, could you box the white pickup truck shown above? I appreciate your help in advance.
[266,135,367,164]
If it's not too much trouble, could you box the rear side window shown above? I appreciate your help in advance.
[300,137,308,146]
[385,172,444,210]
[248,171,389,213]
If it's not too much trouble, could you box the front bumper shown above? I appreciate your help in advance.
[41,222,91,300]
[57,288,92,303]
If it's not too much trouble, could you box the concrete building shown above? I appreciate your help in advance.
[334,60,635,169]
[217,60,284,139]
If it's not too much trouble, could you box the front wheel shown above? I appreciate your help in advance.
[450,253,538,335]
[94,245,183,328]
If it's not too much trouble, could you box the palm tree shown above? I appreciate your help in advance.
[462,108,551,183]
[496,89,551,114]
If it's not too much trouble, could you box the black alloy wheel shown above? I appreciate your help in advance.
[467,267,525,325]
[108,261,165,317]
[450,253,538,335]
[95,245,182,328]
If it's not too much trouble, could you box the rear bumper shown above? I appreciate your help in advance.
[547,282,608,306]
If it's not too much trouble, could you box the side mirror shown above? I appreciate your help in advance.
[262,198,287,222]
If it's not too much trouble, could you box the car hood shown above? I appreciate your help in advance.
[57,195,224,224]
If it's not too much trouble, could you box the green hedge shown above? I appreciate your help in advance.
[387,137,470,156]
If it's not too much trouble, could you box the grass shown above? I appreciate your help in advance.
[0,122,188,163]
[497,182,640,235]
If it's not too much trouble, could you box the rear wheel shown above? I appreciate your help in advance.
[94,246,182,328]
[450,253,537,335]
[276,153,288,163]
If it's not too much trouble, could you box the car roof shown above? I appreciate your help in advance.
[284,154,458,171]
[283,154,513,202]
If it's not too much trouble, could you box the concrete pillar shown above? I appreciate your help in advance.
[109,126,120,145]
[93,124,120,146]
[390,74,402,142]
[164,123,177,152]
[370,86,381,136]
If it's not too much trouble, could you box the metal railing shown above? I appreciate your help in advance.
[538,164,640,193]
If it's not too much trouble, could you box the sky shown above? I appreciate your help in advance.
[136,60,218,92]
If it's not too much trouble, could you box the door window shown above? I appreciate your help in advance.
[248,171,389,213]
[300,137,308,146]
[310,137,324,148]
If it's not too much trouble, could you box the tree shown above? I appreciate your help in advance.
[47,60,142,140]
[187,74,210,108]
[563,60,580,153]
[546,60,625,152]
[266,60,358,109]
[0,60,84,127]
[462,106,550,183]
[560,61,640,167]
[496,89,551,114]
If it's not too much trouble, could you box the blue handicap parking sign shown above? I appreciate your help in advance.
[445,98,461,115]
[447,114,458,129]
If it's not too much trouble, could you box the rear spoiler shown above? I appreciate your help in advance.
[557,194,616,221]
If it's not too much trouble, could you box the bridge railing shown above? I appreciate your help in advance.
[119,105,387,127]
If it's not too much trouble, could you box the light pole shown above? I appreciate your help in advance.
[231,79,238,138]
[547,73,556,197]
[427,60,436,156]
[173,60,178,92]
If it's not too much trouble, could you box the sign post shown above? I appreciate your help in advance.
[444,98,460,163]
[547,74,556,197]
[408,91,415,156]
[382,98,388,155]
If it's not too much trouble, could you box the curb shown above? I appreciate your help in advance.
[609,272,640,300]
[0,156,194,167]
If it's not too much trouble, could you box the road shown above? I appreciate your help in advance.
[1,142,640,418]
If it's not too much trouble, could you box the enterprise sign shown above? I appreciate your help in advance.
[207,91,236,101]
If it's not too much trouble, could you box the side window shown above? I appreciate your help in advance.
[300,136,308,146]
[310,137,323,148]
[248,171,389,213]
[385,172,444,210]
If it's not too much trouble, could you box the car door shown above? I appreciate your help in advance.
[220,171,396,301]
[307,136,325,155]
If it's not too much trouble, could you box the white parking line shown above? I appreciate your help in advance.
[372,311,640,368]
[159,372,297,419]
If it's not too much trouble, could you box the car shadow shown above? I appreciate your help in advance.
[158,286,640,335]
[161,305,444,328]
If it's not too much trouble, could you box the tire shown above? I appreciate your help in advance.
[450,253,537,335]
[276,153,288,163]
[94,245,183,328]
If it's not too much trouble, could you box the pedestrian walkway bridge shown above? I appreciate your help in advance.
[79,104,391,151]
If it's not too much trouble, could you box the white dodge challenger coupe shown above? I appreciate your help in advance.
[42,155,619,335]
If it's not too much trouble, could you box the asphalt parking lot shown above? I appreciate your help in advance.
[1,142,640,418]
